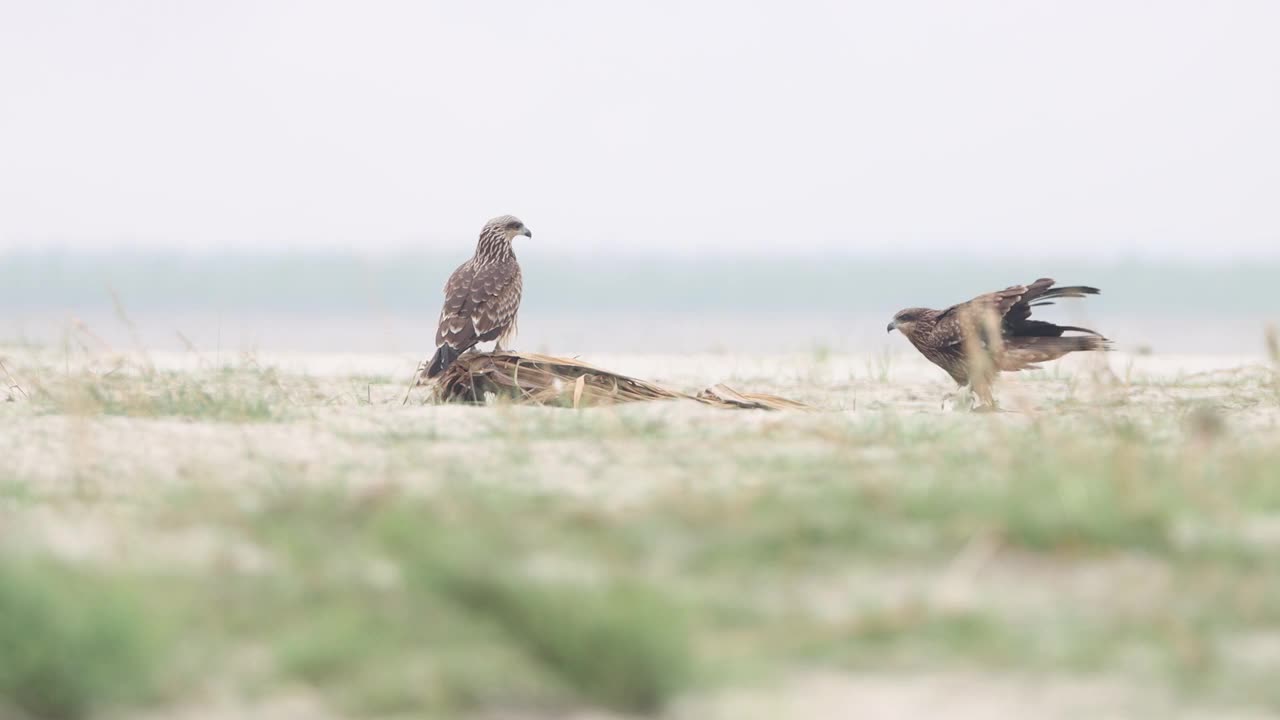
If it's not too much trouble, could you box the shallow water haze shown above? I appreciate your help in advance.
[4,251,1276,355]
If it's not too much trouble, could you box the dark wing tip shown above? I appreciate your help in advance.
[425,344,459,378]
[1056,324,1105,337]
[1041,284,1102,299]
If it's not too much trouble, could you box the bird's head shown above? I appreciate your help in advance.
[887,308,930,335]
[484,215,533,241]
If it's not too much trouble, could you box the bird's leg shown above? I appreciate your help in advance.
[971,381,1000,413]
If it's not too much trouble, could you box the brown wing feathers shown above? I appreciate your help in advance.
[425,216,530,379]
[895,278,1109,388]
[986,279,1109,371]
[427,260,521,378]
[1001,279,1103,338]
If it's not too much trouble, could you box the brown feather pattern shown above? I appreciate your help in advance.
[892,278,1111,394]
[425,216,528,378]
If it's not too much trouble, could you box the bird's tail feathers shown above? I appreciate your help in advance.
[1041,334,1111,353]
[1077,335,1112,352]
[999,334,1111,371]
[1008,334,1112,356]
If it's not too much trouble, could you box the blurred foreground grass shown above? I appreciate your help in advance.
[1,347,1280,718]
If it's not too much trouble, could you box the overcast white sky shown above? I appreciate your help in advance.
[1,1,1278,258]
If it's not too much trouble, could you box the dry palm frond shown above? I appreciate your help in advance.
[694,383,812,411]
[420,351,811,411]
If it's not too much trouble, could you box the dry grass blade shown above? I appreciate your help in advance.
[1,358,30,401]
[404,359,433,405]
[431,351,810,410]
[1266,325,1280,403]
[109,289,155,375]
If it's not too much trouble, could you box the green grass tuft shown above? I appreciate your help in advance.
[0,560,166,720]
[444,575,689,713]
[38,370,284,421]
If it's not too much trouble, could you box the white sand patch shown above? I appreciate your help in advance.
[676,671,1273,720]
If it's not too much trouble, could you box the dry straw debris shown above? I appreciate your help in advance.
[416,351,810,411]
[1,358,29,402]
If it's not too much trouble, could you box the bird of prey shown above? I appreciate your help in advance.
[423,215,532,379]
[887,278,1110,408]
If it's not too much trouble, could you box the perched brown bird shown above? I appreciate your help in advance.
[424,215,532,379]
[887,278,1110,408]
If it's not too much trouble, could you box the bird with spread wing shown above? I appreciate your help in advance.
[421,215,532,380]
[887,278,1111,409]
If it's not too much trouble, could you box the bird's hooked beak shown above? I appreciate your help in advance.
[886,320,897,334]
[520,226,533,239]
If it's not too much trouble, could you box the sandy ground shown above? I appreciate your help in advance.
[2,347,1278,720]
[87,346,1271,383]
[3,349,1275,497]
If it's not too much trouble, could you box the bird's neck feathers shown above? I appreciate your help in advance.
[474,230,515,265]
[902,310,942,343]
